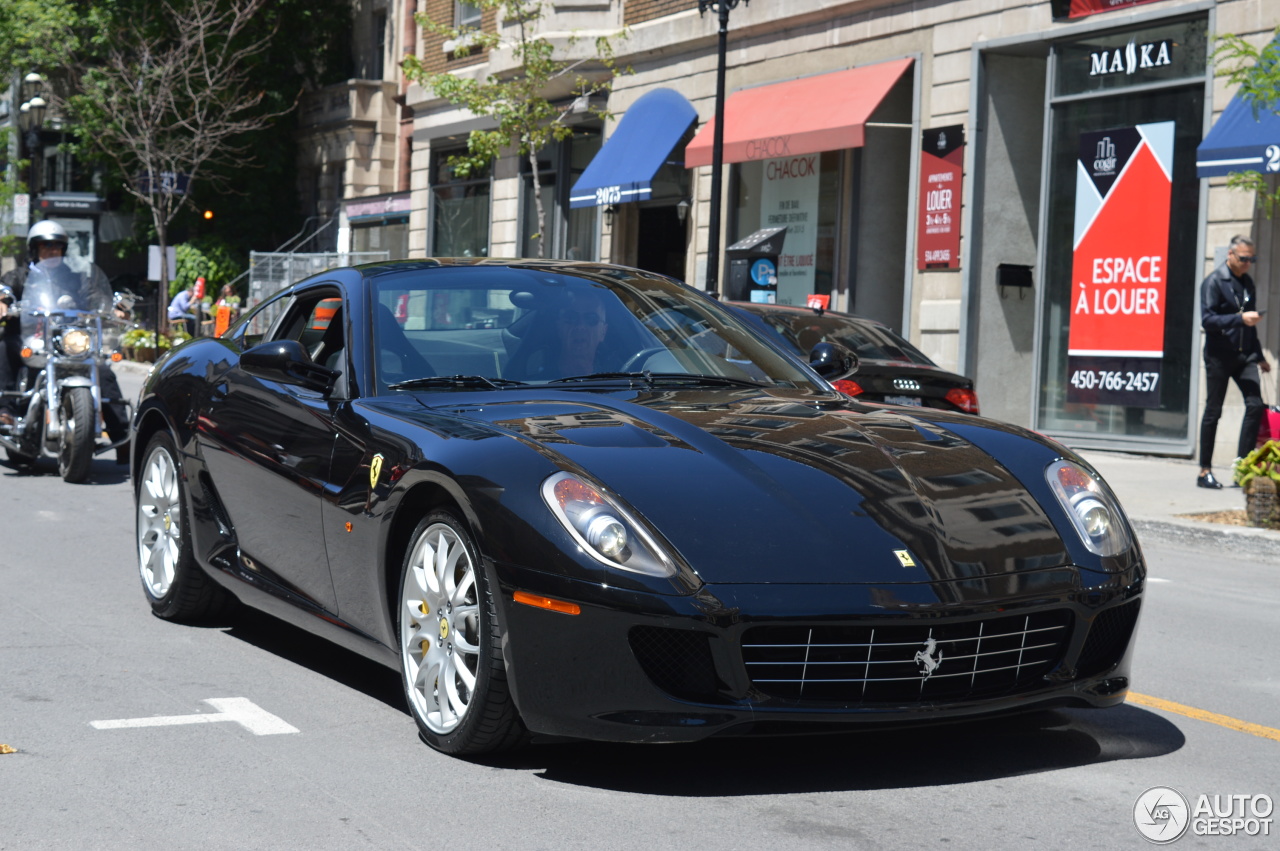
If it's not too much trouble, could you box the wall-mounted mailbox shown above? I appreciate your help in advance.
[997,263,1033,298]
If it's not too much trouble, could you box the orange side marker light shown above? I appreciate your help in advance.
[513,591,580,615]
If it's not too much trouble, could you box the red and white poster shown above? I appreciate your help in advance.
[1066,122,1173,408]
[917,126,964,271]
[1059,0,1169,20]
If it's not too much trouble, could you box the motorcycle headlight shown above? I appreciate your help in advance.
[541,472,677,577]
[60,328,93,356]
[1044,460,1133,557]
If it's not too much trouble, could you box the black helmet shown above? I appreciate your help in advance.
[27,220,70,260]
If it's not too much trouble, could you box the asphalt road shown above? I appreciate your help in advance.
[0,372,1275,849]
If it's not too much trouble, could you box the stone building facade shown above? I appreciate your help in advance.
[305,0,1280,463]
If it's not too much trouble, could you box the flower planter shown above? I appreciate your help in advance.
[1244,477,1280,529]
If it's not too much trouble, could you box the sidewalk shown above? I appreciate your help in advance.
[1078,448,1280,559]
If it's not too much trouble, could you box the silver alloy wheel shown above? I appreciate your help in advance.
[137,443,182,599]
[400,521,481,734]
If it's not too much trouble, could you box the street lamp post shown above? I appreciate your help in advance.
[18,73,47,198]
[697,0,746,296]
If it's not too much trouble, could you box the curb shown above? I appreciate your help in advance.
[1131,516,1280,561]
[113,360,156,377]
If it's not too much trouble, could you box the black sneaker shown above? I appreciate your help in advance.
[1197,471,1223,489]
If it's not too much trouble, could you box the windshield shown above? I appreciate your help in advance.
[738,306,936,366]
[20,256,115,316]
[368,263,820,392]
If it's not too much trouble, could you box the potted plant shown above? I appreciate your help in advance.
[1233,441,1280,529]
[122,328,159,363]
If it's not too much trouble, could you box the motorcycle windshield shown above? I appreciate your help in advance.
[20,257,114,316]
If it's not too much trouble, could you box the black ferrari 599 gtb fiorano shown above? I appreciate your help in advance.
[131,259,1143,756]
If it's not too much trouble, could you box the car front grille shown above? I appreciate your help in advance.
[742,610,1072,704]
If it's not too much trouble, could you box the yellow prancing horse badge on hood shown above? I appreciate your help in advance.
[369,454,384,490]
[894,549,916,567]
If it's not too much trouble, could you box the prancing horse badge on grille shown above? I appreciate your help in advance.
[914,637,944,680]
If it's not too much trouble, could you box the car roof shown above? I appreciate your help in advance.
[727,301,890,329]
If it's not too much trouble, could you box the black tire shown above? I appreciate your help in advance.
[135,431,234,622]
[57,386,95,482]
[398,510,524,755]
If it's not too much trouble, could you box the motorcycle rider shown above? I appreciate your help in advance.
[0,220,129,462]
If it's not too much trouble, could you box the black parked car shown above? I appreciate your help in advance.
[132,259,1142,756]
[731,301,980,414]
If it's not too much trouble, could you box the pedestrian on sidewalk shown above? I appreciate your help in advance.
[1197,234,1270,489]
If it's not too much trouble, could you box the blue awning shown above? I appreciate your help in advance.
[1197,88,1280,178]
[569,88,697,209]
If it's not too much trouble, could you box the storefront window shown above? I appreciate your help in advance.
[731,151,840,305]
[352,215,409,259]
[1037,18,1206,444]
[431,149,491,257]
[521,129,601,259]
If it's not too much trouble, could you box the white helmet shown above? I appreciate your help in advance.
[28,220,69,260]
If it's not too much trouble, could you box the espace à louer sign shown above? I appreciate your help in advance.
[1066,122,1174,409]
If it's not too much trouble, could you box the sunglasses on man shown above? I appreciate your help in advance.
[1233,252,1256,263]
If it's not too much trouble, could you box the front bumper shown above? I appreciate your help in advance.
[492,561,1144,744]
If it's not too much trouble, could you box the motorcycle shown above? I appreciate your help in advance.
[0,258,134,482]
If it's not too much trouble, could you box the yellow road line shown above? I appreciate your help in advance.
[1128,692,1280,743]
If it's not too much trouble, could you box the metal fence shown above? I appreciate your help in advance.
[246,251,390,309]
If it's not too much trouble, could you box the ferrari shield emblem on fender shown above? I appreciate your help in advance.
[369,454,384,490]
[894,549,916,567]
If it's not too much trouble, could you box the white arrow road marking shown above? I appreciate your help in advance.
[90,697,299,736]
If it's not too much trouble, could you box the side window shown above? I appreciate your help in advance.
[234,291,293,348]
[274,291,345,367]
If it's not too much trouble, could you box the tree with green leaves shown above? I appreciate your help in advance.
[404,0,628,258]
[49,0,294,331]
[0,0,72,256]
[1213,28,1280,217]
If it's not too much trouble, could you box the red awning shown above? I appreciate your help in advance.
[684,58,914,168]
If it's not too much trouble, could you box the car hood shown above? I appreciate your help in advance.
[424,388,1073,585]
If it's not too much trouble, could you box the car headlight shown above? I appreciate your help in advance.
[60,328,92,356]
[1044,460,1133,557]
[541,472,677,577]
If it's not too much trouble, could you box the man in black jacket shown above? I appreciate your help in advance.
[1198,234,1270,488]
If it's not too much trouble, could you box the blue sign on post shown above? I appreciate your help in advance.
[750,257,777,286]
[137,171,190,195]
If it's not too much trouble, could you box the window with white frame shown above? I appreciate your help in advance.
[456,2,482,29]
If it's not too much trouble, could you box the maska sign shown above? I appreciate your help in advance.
[1067,122,1173,408]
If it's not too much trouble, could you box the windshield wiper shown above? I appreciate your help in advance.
[547,371,655,385]
[388,375,529,390]
[546,372,767,389]
[644,373,768,388]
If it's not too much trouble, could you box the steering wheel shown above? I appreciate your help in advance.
[620,347,669,372]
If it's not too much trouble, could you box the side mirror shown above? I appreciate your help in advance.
[808,341,859,381]
[241,339,338,394]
